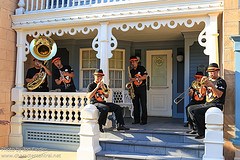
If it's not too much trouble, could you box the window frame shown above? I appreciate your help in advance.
[79,48,125,91]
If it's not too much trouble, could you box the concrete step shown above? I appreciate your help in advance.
[100,129,203,144]
[99,139,204,158]
[96,151,202,160]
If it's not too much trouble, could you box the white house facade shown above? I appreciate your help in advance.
[9,0,226,158]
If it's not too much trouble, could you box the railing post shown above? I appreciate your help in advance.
[16,0,25,15]
[77,104,102,160]
[203,107,224,160]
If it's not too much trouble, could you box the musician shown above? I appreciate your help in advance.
[87,69,129,133]
[52,57,76,92]
[26,58,52,92]
[129,56,148,125]
[185,71,206,134]
[189,63,227,139]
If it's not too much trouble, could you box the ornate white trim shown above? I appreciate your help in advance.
[24,25,98,55]
[12,1,223,28]
[108,17,209,53]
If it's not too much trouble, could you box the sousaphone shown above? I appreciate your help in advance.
[27,36,57,90]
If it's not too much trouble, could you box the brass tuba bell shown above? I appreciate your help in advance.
[27,36,57,91]
[29,36,57,61]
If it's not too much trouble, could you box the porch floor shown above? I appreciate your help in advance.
[122,116,186,132]
[0,117,193,160]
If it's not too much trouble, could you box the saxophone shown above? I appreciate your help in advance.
[126,66,135,99]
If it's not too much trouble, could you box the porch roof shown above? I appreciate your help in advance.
[12,0,223,30]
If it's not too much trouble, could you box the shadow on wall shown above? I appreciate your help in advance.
[223,68,235,159]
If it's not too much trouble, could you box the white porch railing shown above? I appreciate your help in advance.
[17,0,157,14]
[22,91,89,124]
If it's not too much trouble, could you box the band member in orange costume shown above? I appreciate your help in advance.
[129,56,148,125]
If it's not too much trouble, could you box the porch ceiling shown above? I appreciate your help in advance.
[51,22,205,42]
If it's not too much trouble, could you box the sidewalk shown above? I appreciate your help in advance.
[0,147,76,160]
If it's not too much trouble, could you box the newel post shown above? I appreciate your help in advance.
[77,104,102,160]
[203,107,224,160]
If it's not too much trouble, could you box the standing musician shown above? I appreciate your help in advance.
[26,58,52,92]
[87,69,129,133]
[188,63,227,139]
[185,71,206,134]
[52,57,76,92]
[129,56,148,125]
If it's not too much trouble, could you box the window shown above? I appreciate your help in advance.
[79,48,125,90]
[109,49,125,88]
[80,49,100,89]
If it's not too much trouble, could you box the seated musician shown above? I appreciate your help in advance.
[26,58,52,92]
[87,69,129,133]
[185,72,206,134]
[188,63,227,139]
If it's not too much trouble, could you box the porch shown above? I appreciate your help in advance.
[2,117,204,160]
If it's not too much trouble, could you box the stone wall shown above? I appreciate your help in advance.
[223,0,239,159]
[0,0,17,147]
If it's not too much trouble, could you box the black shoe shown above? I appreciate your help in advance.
[99,125,104,133]
[195,135,205,139]
[132,121,140,124]
[140,122,147,125]
[117,125,130,131]
[186,130,197,134]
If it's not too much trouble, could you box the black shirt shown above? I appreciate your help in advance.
[87,82,108,104]
[130,65,148,87]
[206,77,227,104]
[53,65,76,92]
[26,67,49,92]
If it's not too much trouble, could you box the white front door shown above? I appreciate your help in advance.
[146,50,172,117]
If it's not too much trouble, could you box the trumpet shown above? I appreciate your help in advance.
[100,81,110,95]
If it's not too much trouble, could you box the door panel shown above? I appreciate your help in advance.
[146,50,172,117]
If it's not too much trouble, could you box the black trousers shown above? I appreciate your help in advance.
[132,85,147,123]
[186,100,205,128]
[93,102,125,126]
[191,103,223,136]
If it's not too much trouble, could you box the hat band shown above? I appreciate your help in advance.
[94,73,104,76]
[207,67,220,72]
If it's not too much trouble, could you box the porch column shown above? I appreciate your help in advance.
[205,13,219,64]
[99,22,110,85]
[230,36,240,153]
[182,32,198,123]
[9,31,26,147]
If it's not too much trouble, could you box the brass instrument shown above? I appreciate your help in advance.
[94,81,110,102]
[100,81,110,95]
[126,66,135,99]
[27,36,57,91]
[27,61,47,91]
[173,80,201,105]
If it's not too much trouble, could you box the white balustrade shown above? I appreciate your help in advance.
[22,91,90,124]
[17,0,144,13]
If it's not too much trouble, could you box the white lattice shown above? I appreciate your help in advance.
[112,89,133,118]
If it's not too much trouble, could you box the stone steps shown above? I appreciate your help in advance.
[97,151,202,160]
[97,129,204,159]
